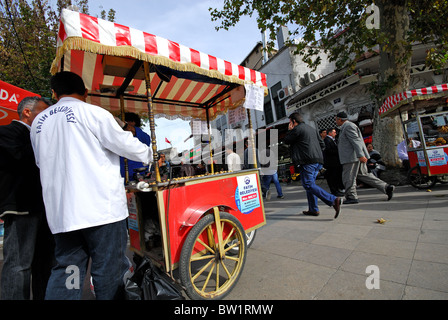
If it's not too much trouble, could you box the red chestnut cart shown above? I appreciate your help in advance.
[380,84,448,189]
[51,9,267,299]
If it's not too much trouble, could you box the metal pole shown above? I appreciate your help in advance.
[206,108,214,174]
[143,62,161,183]
[246,108,258,168]
[120,95,130,184]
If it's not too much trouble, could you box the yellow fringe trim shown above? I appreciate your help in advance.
[50,37,268,95]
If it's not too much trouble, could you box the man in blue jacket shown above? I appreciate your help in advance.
[284,112,342,218]
[118,112,151,182]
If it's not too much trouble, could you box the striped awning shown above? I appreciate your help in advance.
[379,83,448,118]
[51,9,267,121]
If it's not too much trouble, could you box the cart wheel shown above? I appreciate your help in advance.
[179,212,247,300]
[437,175,448,184]
[227,230,257,255]
[407,165,437,189]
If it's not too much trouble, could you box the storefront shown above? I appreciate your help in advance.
[285,45,448,147]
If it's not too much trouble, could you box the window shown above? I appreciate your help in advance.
[271,81,286,120]
[264,89,274,125]
[316,113,336,131]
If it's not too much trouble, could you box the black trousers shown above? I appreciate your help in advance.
[324,165,344,194]
[1,212,54,300]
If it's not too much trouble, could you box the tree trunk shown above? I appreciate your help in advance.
[372,0,411,167]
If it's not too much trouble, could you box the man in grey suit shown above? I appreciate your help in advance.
[335,111,394,204]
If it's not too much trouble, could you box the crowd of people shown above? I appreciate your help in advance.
[284,111,395,218]
[1,72,153,300]
[1,71,401,300]
[0,71,275,300]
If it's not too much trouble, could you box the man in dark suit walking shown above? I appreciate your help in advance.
[335,111,394,204]
[0,96,53,299]
[284,112,342,218]
[323,127,344,196]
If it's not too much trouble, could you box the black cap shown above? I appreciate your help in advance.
[336,111,348,120]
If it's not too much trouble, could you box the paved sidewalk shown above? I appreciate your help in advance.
[226,180,448,300]
[1,179,447,300]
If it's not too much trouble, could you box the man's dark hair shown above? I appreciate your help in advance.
[50,71,86,97]
[125,112,142,127]
[289,112,304,124]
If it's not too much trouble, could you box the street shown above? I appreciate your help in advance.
[1,179,448,300]
[226,180,448,299]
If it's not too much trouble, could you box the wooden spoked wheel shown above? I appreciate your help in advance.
[179,210,247,300]
[407,165,437,189]
[227,229,257,255]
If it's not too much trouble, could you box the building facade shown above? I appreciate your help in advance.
[206,28,447,177]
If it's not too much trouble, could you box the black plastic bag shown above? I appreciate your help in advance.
[124,277,142,300]
[124,256,184,300]
[142,261,185,300]
[124,257,150,300]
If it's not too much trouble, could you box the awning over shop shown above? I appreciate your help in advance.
[286,73,359,116]
[379,83,448,118]
[51,9,267,121]
[0,79,40,126]
[265,117,289,129]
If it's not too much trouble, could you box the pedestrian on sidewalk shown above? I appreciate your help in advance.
[259,147,284,200]
[323,127,345,196]
[335,111,394,204]
[284,112,342,218]
[226,146,242,172]
[0,96,54,300]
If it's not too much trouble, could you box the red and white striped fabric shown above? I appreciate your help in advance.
[380,83,448,117]
[51,9,267,121]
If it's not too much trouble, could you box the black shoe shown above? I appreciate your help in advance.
[303,210,320,216]
[277,195,284,199]
[343,198,359,204]
[333,197,342,219]
[386,184,395,201]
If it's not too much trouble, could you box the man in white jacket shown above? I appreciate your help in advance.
[225,147,242,172]
[31,71,153,300]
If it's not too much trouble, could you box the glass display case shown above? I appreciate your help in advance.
[403,111,448,176]
[407,111,448,146]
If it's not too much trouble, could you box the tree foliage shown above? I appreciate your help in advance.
[0,0,115,97]
[1,0,58,96]
[210,0,448,166]
[210,0,448,94]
